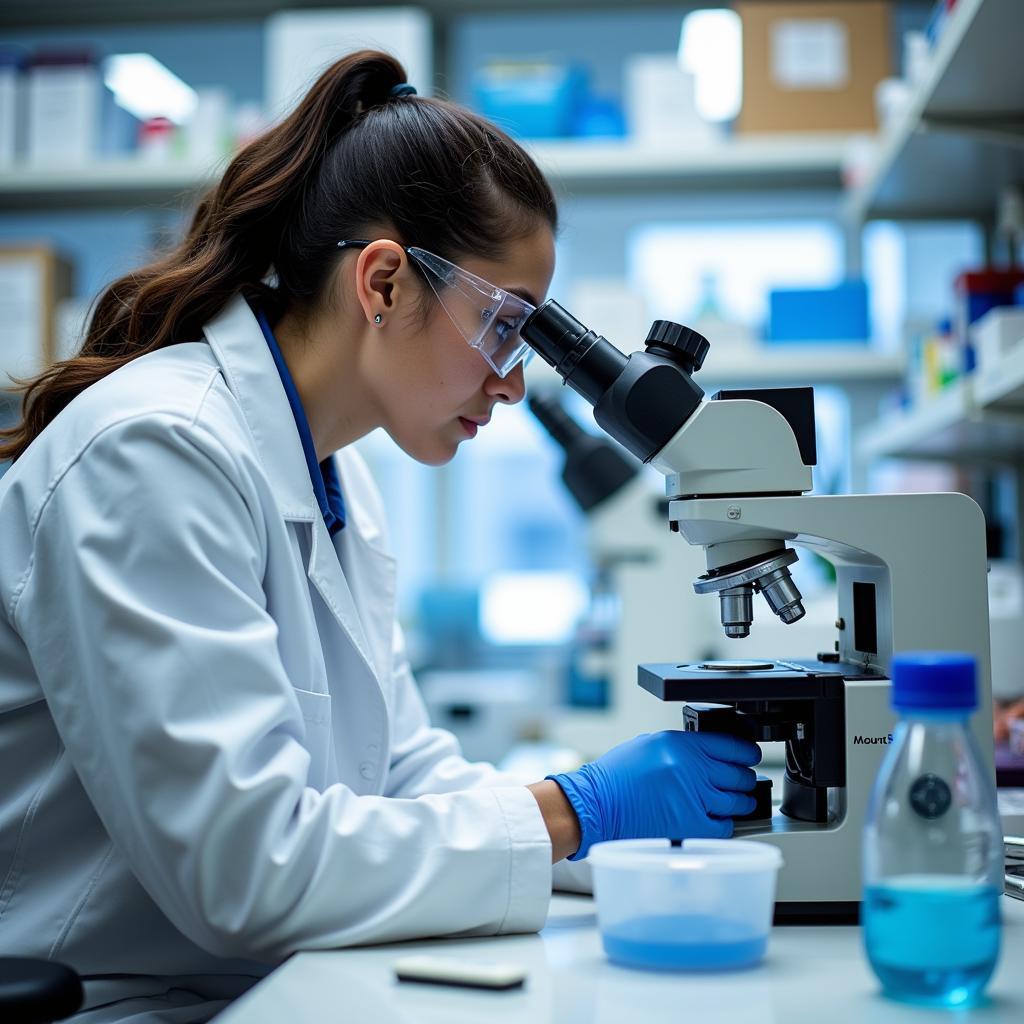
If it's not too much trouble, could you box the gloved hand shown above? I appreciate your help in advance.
[548,731,762,860]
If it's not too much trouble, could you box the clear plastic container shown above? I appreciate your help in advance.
[863,652,1003,1007]
[588,838,783,972]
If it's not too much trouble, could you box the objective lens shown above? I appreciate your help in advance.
[719,584,754,639]
[757,566,806,624]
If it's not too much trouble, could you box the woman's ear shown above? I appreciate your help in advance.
[354,240,406,328]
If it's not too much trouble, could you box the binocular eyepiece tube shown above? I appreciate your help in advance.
[519,300,707,464]
[520,301,629,407]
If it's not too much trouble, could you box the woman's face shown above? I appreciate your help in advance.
[368,226,556,466]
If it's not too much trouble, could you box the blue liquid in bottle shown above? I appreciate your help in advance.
[863,880,1001,1006]
[862,654,1004,1008]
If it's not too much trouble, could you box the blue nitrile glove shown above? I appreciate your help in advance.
[548,731,762,860]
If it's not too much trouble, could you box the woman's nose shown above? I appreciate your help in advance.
[487,361,527,405]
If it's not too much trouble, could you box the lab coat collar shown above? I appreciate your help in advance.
[254,305,347,535]
[202,294,394,683]
[202,295,318,524]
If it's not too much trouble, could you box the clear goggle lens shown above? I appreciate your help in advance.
[407,247,535,378]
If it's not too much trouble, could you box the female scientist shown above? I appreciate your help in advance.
[0,52,759,1022]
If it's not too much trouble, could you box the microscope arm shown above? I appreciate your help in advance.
[671,492,990,672]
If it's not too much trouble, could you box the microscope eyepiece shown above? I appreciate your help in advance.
[521,301,628,407]
[520,300,706,463]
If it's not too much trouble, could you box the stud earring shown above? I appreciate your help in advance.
[374,314,383,325]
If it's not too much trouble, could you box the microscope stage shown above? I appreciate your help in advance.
[638,659,857,702]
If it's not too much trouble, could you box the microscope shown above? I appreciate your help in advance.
[521,302,995,922]
[528,392,722,758]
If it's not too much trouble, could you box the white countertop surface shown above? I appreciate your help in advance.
[215,894,1024,1023]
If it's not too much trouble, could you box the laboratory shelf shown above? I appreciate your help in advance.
[698,345,903,385]
[0,135,853,211]
[0,161,222,211]
[0,0,762,28]
[528,135,852,194]
[844,0,1024,223]
[526,343,901,398]
[858,373,1024,465]
[975,343,1024,412]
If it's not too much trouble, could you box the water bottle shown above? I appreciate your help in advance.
[862,652,1003,1006]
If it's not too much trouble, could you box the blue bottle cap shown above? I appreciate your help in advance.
[891,652,977,712]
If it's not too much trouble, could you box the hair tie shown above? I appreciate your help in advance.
[390,83,417,98]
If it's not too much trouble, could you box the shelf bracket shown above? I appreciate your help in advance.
[920,114,1024,150]
[972,407,1024,429]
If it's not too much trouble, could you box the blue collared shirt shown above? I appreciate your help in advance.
[255,306,346,535]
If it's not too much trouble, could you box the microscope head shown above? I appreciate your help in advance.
[521,300,817,641]
[520,300,708,463]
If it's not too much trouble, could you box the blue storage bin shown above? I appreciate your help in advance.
[473,61,587,140]
[570,96,627,139]
[767,280,870,343]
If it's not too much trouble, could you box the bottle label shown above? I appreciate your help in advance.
[909,773,952,819]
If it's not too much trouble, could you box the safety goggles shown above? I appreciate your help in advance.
[337,239,536,378]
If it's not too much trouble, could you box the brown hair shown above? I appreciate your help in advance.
[1,50,557,463]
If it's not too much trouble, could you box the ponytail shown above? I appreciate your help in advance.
[1,50,556,463]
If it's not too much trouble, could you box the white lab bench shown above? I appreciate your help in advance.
[216,893,1024,1023]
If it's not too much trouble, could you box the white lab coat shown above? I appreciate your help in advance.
[0,295,587,1022]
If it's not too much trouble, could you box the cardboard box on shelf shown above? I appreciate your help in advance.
[737,1,892,134]
[0,245,74,384]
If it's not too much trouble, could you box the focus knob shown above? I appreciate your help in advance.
[644,321,710,374]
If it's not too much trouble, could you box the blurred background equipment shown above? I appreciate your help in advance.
[265,7,433,117]
[0,244,72,380]
[527,389,723,759]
